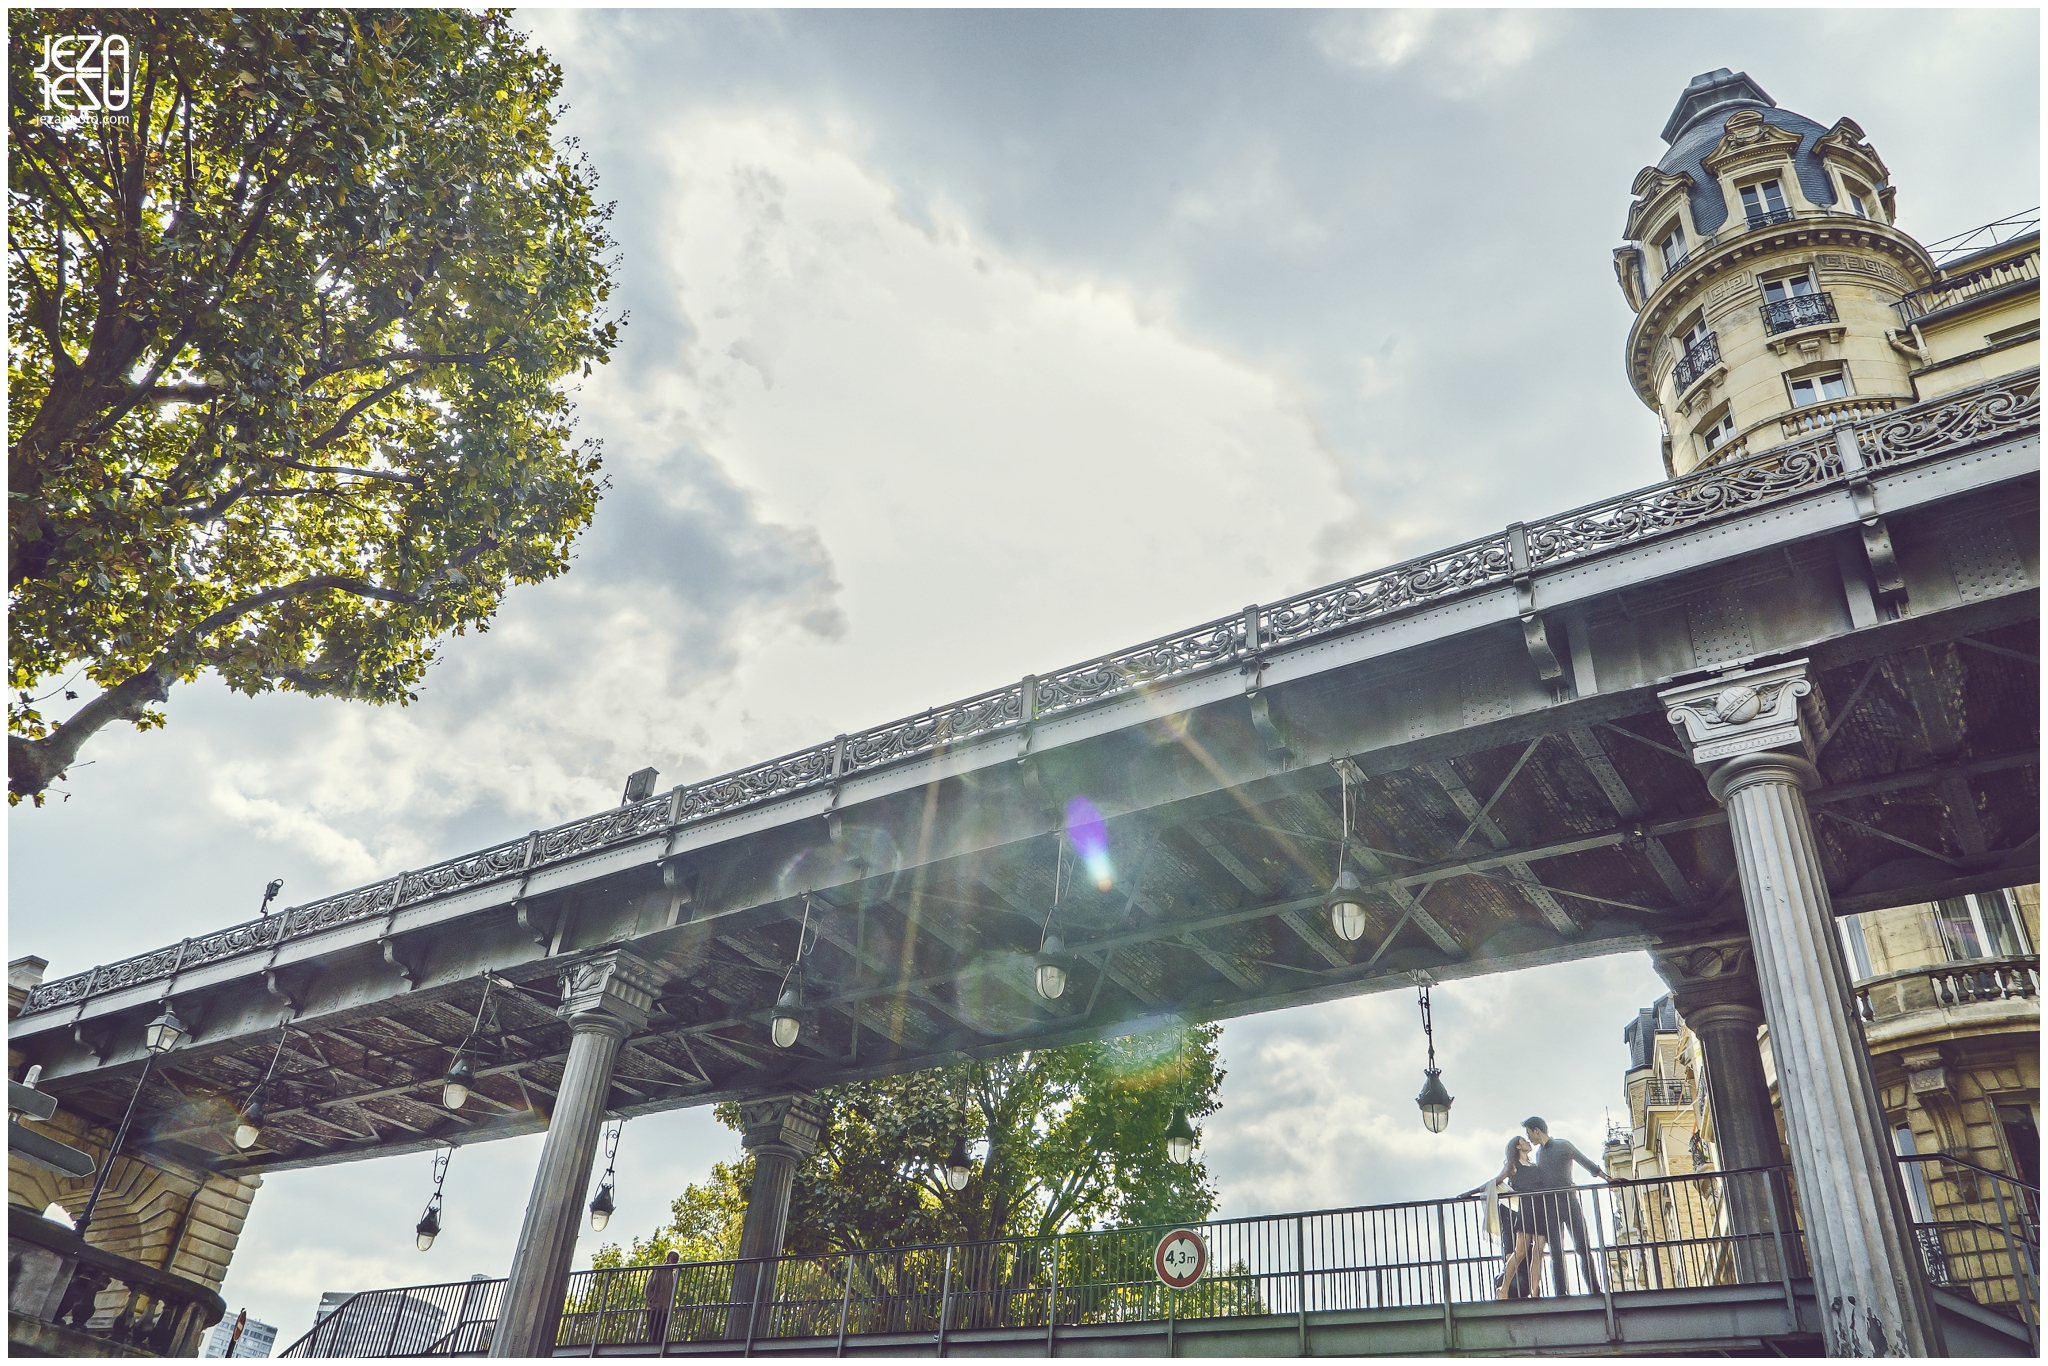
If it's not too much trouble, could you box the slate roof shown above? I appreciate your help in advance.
[1656,69,1841,237]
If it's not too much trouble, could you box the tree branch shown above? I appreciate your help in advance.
[9,669,168,802]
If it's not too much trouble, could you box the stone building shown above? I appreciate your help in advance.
[1614,68,2040,477]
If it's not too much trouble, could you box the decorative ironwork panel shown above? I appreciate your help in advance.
[673,746,837,825]
[1760,292,1838,334]
[843,686,1023,769]
[1524,436,1843,568]
[1261,538,1514,646]
[1862,372,2040,467]
[1038,620,1245,711]
[533,794,677,867]
[1745,208,1796,231]
[399,838,531,903]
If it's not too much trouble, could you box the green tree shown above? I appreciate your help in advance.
[595,1024,1224,1269]
[8,9,621,802]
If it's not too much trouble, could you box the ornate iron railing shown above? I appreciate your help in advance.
[1745,208,1797,231]
[1895,246,2040,325]
[21,369,2042,1020]
[279,1169,1802,1357]
[1898,1153,2038,1347]
[1853,954,2039,1025]
[1641,1078,1692,1108]
[1761,292,1839,335]
[1672,332,1720,393]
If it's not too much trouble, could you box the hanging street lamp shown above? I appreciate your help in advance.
[441,1054,475,1110]
[74,1004,186,1235]
[233,1099,266,1152]
[590,1121,622,1231]
[416,1147,452,1250]
[944,1135,974,1191]
[1163,1107,1198,1165]
[770,982,807,1049]
[1414,977,1454,1134]
[1327,765,1370,942]
[1034,935,1071,1001]
[1326,869,1369,943]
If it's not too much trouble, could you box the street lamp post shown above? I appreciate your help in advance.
[74,1004,186,1236]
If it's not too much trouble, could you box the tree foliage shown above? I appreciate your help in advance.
[7,9,621,802]
[594,1025,1224,1268]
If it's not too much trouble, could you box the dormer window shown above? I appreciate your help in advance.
[1658,224,1688,273]
[1838,177,1873,219]
[1740,179,1792,229]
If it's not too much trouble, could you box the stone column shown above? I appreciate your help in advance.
[1663,661,1943,1357]
[491,950,663,1358]
[1653,935,1790,1281]
[726,1094,825,1340]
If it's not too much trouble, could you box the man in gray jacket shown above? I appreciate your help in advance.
[1524,1116,1624,1294]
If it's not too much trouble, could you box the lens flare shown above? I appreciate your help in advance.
[1065,797,1113,890]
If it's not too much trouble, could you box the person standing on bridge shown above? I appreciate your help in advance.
[1460,1135,1544,1298]
[1522,1116,1622,1295]
[643,1251,681,1345]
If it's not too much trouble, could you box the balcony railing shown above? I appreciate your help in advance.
[1745,208,1797,231]
[1672,332,1720,393]
[1895,247,2041,325]
[1898,1152,2038,1348]
[1641,1078,1693,1108]
[280,1169,1803,1357]
[1778,395,1903,441]
[1761,292,1839,335]
[8,1206,225,1357]
[1854,954,2039,1025]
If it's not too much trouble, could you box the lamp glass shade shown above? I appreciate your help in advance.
[589,1180,615,1232]
[233,1100,264,1151]
[1325,869,1368,943]
[1163,1106,1198,1165]
[415,1202,441,1252]
[1035,936,1070,1001]
[144,1006,187,1054]
[944,1136,973,1191]
[771,987,803,1048]
[442,1056,474,1110]
[1329,900,1369,943]
[1416,1068,1453,1134]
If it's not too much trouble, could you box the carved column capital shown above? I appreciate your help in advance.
[556,948,664,1037]
[1652,934,1766,1016]
[739,1093,825,1161]
[1661,658,1813,770]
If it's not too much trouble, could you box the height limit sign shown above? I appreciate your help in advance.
[1154,1228,1207,1289]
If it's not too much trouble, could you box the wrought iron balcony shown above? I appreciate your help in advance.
[1672,332,1720,393]
[1746,208,1797,231]
[1642,1078,1693,1108]
[1896,248,2040,325]
[1760,292,1838,335]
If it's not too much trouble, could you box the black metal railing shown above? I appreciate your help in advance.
[1761,292,1838,334]
[1672,332,1720,393]
[1641,1078,1692,1108]
[1898,1153,2038,1349]
[280,1168,1804,1357]
[1746,208,1797,231]
[1896,247,2041,325]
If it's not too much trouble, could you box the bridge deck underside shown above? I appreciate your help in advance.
[14,388,2039,1178]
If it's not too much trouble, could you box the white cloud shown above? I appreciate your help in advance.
[1315,10,1549,97]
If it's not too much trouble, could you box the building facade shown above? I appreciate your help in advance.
[1614,69,2039,478]
[200,1312,278,1358]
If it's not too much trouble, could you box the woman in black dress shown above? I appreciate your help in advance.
[1462,1135,1550,1299]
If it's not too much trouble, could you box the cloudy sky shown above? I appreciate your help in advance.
[11,6,2038,1344]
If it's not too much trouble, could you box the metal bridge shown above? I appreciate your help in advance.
[280,1165,2038,1358]
[12,369,2040,1356]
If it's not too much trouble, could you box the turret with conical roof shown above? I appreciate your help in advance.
[1615,70,1937,477]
